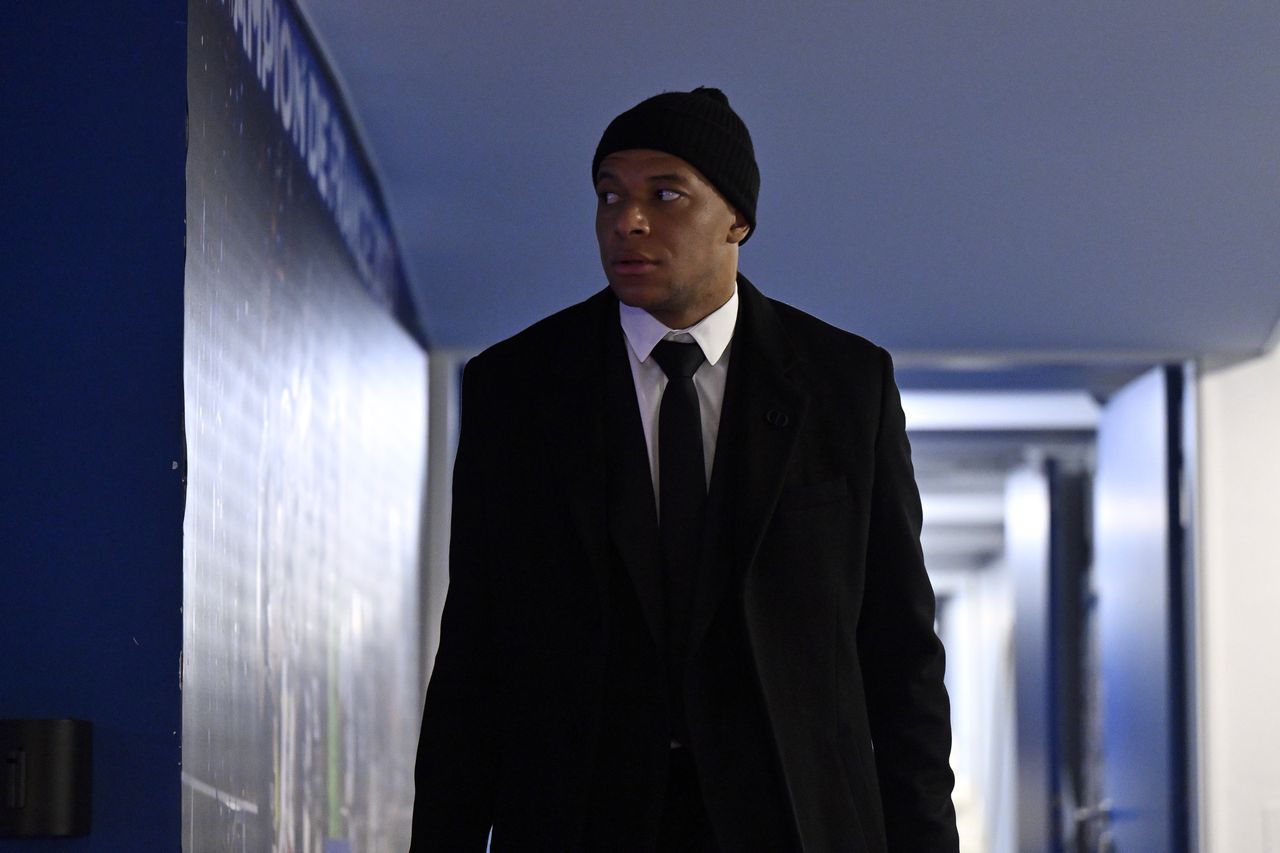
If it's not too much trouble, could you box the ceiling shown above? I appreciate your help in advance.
[296,1,1280,390]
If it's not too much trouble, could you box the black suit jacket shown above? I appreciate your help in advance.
[412,276,958,852]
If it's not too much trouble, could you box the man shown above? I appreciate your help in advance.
[412,87,958,852]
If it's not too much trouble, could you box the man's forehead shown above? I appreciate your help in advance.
[596,149,702,181]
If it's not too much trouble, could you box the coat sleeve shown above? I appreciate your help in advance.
[857,347,960,852]
[410,355,507,851]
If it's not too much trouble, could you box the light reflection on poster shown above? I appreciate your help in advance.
[183,1,424,850]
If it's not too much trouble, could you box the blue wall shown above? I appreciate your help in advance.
[0,3,186,849]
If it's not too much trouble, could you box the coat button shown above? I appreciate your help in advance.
[765,409,790,427]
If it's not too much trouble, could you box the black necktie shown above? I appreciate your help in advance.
[651,339,707,742]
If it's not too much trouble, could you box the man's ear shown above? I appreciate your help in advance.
[727,210,751,245]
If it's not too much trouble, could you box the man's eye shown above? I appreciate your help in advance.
[656,189,681,201]
[598,191,620,205]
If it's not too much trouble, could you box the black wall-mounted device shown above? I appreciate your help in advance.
[1,719,92,837]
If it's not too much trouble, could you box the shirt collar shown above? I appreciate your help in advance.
[619,284,739,366]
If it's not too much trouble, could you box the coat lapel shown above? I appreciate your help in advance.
[689,275,809,657]
[540,288,665,651]
[539,290,615,620]
[600,316,666,650]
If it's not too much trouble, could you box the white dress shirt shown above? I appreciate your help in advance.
[618,286,739,510]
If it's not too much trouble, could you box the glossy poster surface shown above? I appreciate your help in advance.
[184,1,425,849]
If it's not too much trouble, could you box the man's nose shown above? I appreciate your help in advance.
[613,203,649,236]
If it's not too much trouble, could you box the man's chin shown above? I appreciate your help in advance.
[607,280,663,312]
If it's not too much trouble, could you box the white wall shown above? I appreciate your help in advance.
[1198,339,1280,853]
[933,557,1016,853]
[419,348,472,702]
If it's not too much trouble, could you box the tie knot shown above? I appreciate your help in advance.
[651,340,706,379]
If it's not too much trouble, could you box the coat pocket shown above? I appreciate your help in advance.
[775,476,850,514]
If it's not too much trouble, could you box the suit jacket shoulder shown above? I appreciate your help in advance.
[736,278,899,455]
[466,289,615,379]
[762,290,891,382]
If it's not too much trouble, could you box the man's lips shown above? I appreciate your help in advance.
[610,254,659,274]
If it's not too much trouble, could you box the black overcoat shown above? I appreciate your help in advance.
[411,276,958,852]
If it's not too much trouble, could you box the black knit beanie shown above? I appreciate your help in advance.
[592,86,760,243]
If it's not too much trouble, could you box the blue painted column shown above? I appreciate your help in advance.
[0,3,186,850]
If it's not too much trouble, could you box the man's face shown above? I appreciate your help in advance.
[595,149,749,329]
